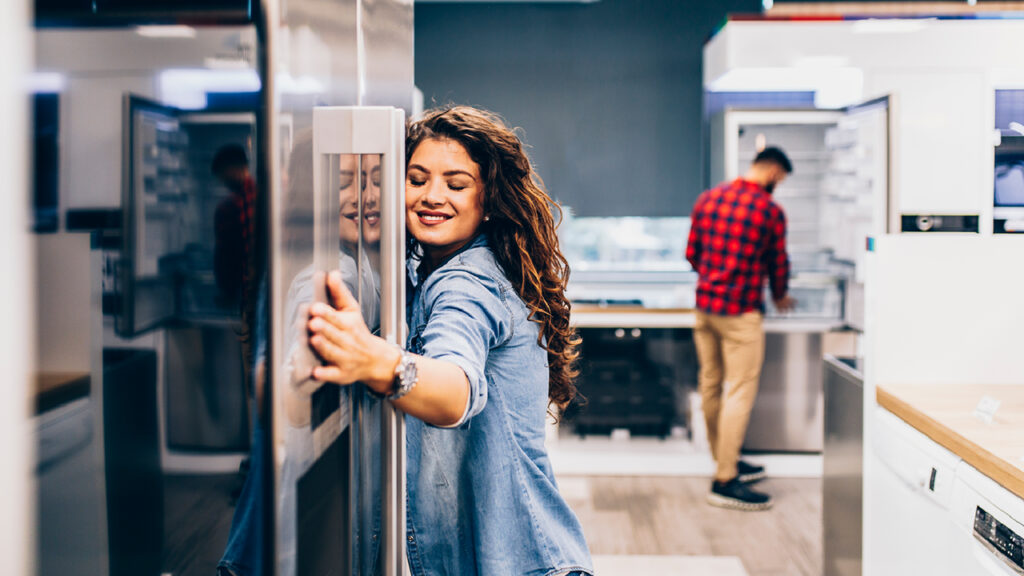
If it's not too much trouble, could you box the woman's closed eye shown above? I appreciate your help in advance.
[447,179,472,191]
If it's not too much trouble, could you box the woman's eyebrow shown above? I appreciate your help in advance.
[408,164,477,181]
[442,170,476,180]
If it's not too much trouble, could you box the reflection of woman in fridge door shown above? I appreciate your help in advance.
[218,135,387,576]
[308,106,594,575]
[275,148,384,576]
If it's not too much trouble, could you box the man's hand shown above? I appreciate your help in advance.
[773,295,797,314]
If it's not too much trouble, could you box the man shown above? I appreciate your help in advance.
[685,146,795,511]
[212,143,256,310]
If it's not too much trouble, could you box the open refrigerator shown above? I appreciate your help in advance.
[709,98,891,452]
[710,98,893,329]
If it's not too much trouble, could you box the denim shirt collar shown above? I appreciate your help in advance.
[407,233,490,289]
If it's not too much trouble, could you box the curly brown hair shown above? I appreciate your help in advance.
[406,106,580,414]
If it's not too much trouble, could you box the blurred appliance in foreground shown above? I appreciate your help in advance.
[823,355,863,576]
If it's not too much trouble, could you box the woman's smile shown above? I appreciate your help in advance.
[416,210,452,225]
[405,138,485,264]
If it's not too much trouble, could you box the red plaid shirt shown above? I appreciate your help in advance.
[686,178,790,316]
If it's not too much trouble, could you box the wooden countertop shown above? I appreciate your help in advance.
[876,383,1024,500]
[35,371,90,415]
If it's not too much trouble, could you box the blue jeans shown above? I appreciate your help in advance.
[218,423,266,576]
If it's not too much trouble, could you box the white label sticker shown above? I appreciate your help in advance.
[974,395,1001,424]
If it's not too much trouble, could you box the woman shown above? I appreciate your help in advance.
[308,106,594,575]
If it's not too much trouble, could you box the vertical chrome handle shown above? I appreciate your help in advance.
[312,106,406,576]
[379,106,407,576]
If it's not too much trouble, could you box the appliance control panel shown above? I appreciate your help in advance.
[974,506,1024,572]
[901,214,979,233]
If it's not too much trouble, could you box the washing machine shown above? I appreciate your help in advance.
[950,462,1024,575]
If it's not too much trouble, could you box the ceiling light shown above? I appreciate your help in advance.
[135,25,197,38]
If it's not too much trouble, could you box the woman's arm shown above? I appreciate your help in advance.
[307,271,470,427]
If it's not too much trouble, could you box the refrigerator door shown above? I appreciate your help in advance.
[272,106,405,576]
[828,96,891,328]
[118,96,258,336]
[118,95,182,336]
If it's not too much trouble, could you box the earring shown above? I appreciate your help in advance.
[483,215,490,222]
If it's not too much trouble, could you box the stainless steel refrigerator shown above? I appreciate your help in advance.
[33,1,414,574]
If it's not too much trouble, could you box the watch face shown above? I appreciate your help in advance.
[402,356,418,386]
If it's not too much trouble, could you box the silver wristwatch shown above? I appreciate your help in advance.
[387,348,418,401]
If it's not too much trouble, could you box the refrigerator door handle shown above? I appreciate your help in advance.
[312,105,407,576]
[379,107,408,576]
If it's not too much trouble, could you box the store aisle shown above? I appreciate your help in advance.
[559,476,822,576]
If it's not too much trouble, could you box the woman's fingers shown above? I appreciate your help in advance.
[309,365,347,384]
[326,271,361,312]
[308,308,363,338]
[308,315,350,348]
[304,272,375,386]
[309,332,359,383]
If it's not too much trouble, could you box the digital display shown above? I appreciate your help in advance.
[974,507,1024,570]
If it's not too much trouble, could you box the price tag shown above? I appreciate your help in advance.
[973,395,1001,424]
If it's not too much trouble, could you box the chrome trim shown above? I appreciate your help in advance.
[380,106,407,576]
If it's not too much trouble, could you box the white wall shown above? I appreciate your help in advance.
[867,234,1024,386]
[1,1,34,575]
[35,234,92,373]
[704,19,1024,223]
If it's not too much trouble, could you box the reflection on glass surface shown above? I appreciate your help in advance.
[275,148,384,575]
[354,154,383,574]
[33,24,262,576]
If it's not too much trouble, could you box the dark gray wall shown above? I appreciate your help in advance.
[414,0,761,217]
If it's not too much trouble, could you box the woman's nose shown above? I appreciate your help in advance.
[363,191,379,210]
[420,180,444,206]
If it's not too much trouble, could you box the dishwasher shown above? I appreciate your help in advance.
[949,462,1024,575]
[866,407,963,575]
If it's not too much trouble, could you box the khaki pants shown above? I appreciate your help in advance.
[693,311,765,482]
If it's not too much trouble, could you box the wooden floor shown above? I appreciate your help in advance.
[158,472,821,576]
[560,475,823,576]
[162,473,239,576]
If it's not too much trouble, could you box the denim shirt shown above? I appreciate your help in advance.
[404,235,594,576]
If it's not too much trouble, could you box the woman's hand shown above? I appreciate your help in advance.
[310,270,470,427]
[307,271,399,393]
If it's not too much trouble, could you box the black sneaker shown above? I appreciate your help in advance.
[737,460,766,483]
[707,478,773,511]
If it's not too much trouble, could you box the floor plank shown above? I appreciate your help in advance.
[162,473,239,576]
[561,475,823,576]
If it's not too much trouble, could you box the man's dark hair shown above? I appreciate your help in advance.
[753,146,793,174]
[211,144,249,176]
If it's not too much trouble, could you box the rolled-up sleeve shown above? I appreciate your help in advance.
[419,266,512,428]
